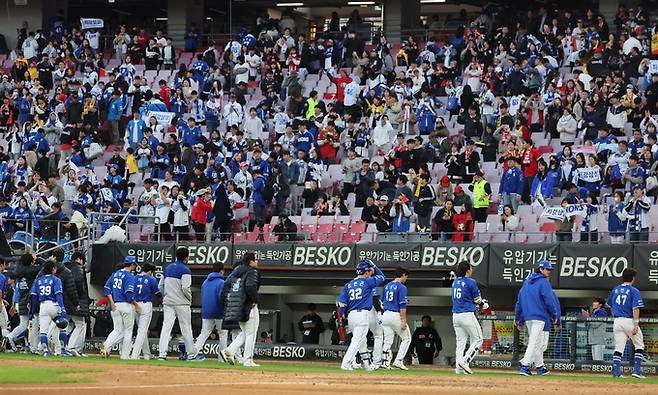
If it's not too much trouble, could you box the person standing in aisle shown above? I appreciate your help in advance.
[220,253,261,367]
[581,297,608,361]
[64,251,90,357]
[130,263,160,360]
[195,263,228,360]
[158,247,203,361]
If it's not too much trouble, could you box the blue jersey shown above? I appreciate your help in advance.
[452,277,481,314]
[31,274,63,304]
[134,274,160,303]
[103,269,136,303]
[382,281,408,312]
[338,268,385,314]
[0,272,6,298]
[607,284,644,318]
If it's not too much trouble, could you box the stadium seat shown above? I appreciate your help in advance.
[342,231,362,243]
[334,223,349,234]
[349,223,366,233]
[540,222,557,234]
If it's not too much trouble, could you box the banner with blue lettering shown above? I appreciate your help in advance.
[145,111,176,126]
[80,18,104,30]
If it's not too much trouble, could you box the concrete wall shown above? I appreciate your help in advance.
[168,0,204,46]
[0,0,44,51]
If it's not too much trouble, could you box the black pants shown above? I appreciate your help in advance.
[629,228,649,243]
[159,223,171,241]
[556,232,572,242]
[174,225,189,241]
[192,221,206,242]
[580,230,598,244]
[473,207,488,223]
[522,175,534,204]
[214,219,233,241]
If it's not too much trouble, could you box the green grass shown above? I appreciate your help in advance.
[0,364,98,384]
[1,353,658,384]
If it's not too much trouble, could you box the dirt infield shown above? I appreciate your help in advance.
[1,359,658,395]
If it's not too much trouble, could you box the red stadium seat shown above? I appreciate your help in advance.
[538,146,554,154]
[341,232,362,243]
[334,223,349,234]
[539,222,557,233]
[349,223,366,233]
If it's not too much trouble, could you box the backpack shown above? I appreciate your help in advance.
[203,48,216,67]
[447,95,459,111]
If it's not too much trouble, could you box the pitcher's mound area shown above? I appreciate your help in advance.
[1,357,657,395]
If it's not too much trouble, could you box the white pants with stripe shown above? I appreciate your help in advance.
[453,312,483,366]
[381,310,411,363]
[520,320,547,368]
[341,310,369,368]
[613,317,644,353]
[130,302,153,359]
[195,318,228,358]
[226,306,259,365]
[158,304,196,359]
[103,302,135,359]
[66,315,87,353]
[365,307,384,365]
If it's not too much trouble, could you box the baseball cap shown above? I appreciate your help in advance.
[194,143,204,149]
[538,260,553,270]
[239,161,249,168]
[356,259,374,274]
[123,256,136,264]
[379,195,389,201]
[455,185,464,193]
[440,175,450,187]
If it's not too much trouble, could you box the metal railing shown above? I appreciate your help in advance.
[87,212,162,243]
[1,217,83,253]
[474,315,658,372]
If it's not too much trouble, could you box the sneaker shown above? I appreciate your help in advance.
[143,355,151,361]
[60,350,73,357]
[191,355,206,362]
[220,349,235,365]
[457,360,472,374]
[99,347,109,358]
[243,361,260,367]
[352,362,362,369]
[157,357,167,361]
[455,369,464,375]
[392,361,409,371]
[0,338,7,352]
[366,364,379,371]
[42,351,50,357]
[536,366,550,376]
[178,353,188,361]
[519,365,533,376]
[69,350,81,357]
[632,373,646,379]
[613,374,624,379]
[340,364,354,371]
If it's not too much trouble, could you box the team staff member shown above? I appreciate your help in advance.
[297,303,325,344]
[608,268,646,379]
[410,315,442,364]
[221,252,261,367]
[0,261,9,346]
[64,251,90,357]
[6,254,42,352]
[195,263,228,359]
[515,260,560,376]
[158,247,202,361]
[29,260,68,357]
[101,256,139,360]
[130,263,160,360]
[381,267,411,370]
[337,259,385,371]
[581,298,608,361]
[451,261,486,374]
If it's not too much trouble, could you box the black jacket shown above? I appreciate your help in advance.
[64,261,90,317]
[221,263,260,323]
[212,183,233,222]
[38,261,79,315]
[11,260,43,315]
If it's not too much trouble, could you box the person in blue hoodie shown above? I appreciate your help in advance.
[181,118,202,148]
[252,168,266,230]
[498,157,524,213]
[194,263,228,360]
[514,260,560,377]
[124,111,147,150]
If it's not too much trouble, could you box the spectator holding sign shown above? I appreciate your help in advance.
[580,194,600,244]
[625,186,651,243]
[554,198,575,242]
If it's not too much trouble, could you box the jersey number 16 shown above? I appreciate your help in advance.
[453,288,462,299]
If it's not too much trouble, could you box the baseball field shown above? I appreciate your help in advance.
[1,354,658,394]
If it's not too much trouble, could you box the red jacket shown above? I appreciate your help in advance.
[191,198,213,224]
[521,147,541,177]
[452,211,474,242]
[331,76,352,103]
[159,86,172,110]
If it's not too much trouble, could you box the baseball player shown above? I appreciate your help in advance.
[194,262,229,360]
[451,261,486,374]
[158,247,202,361]
[515,260,560,376]
[381,266,411,370]
[338,259,385,371]
[29,260,69,357]
[130,263,160,360]
[367,287,384,369]
[100,256,140,359]
[608,268,645,379]
[6,254,42,353]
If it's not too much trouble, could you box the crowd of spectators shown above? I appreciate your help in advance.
[0,4,658,244]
